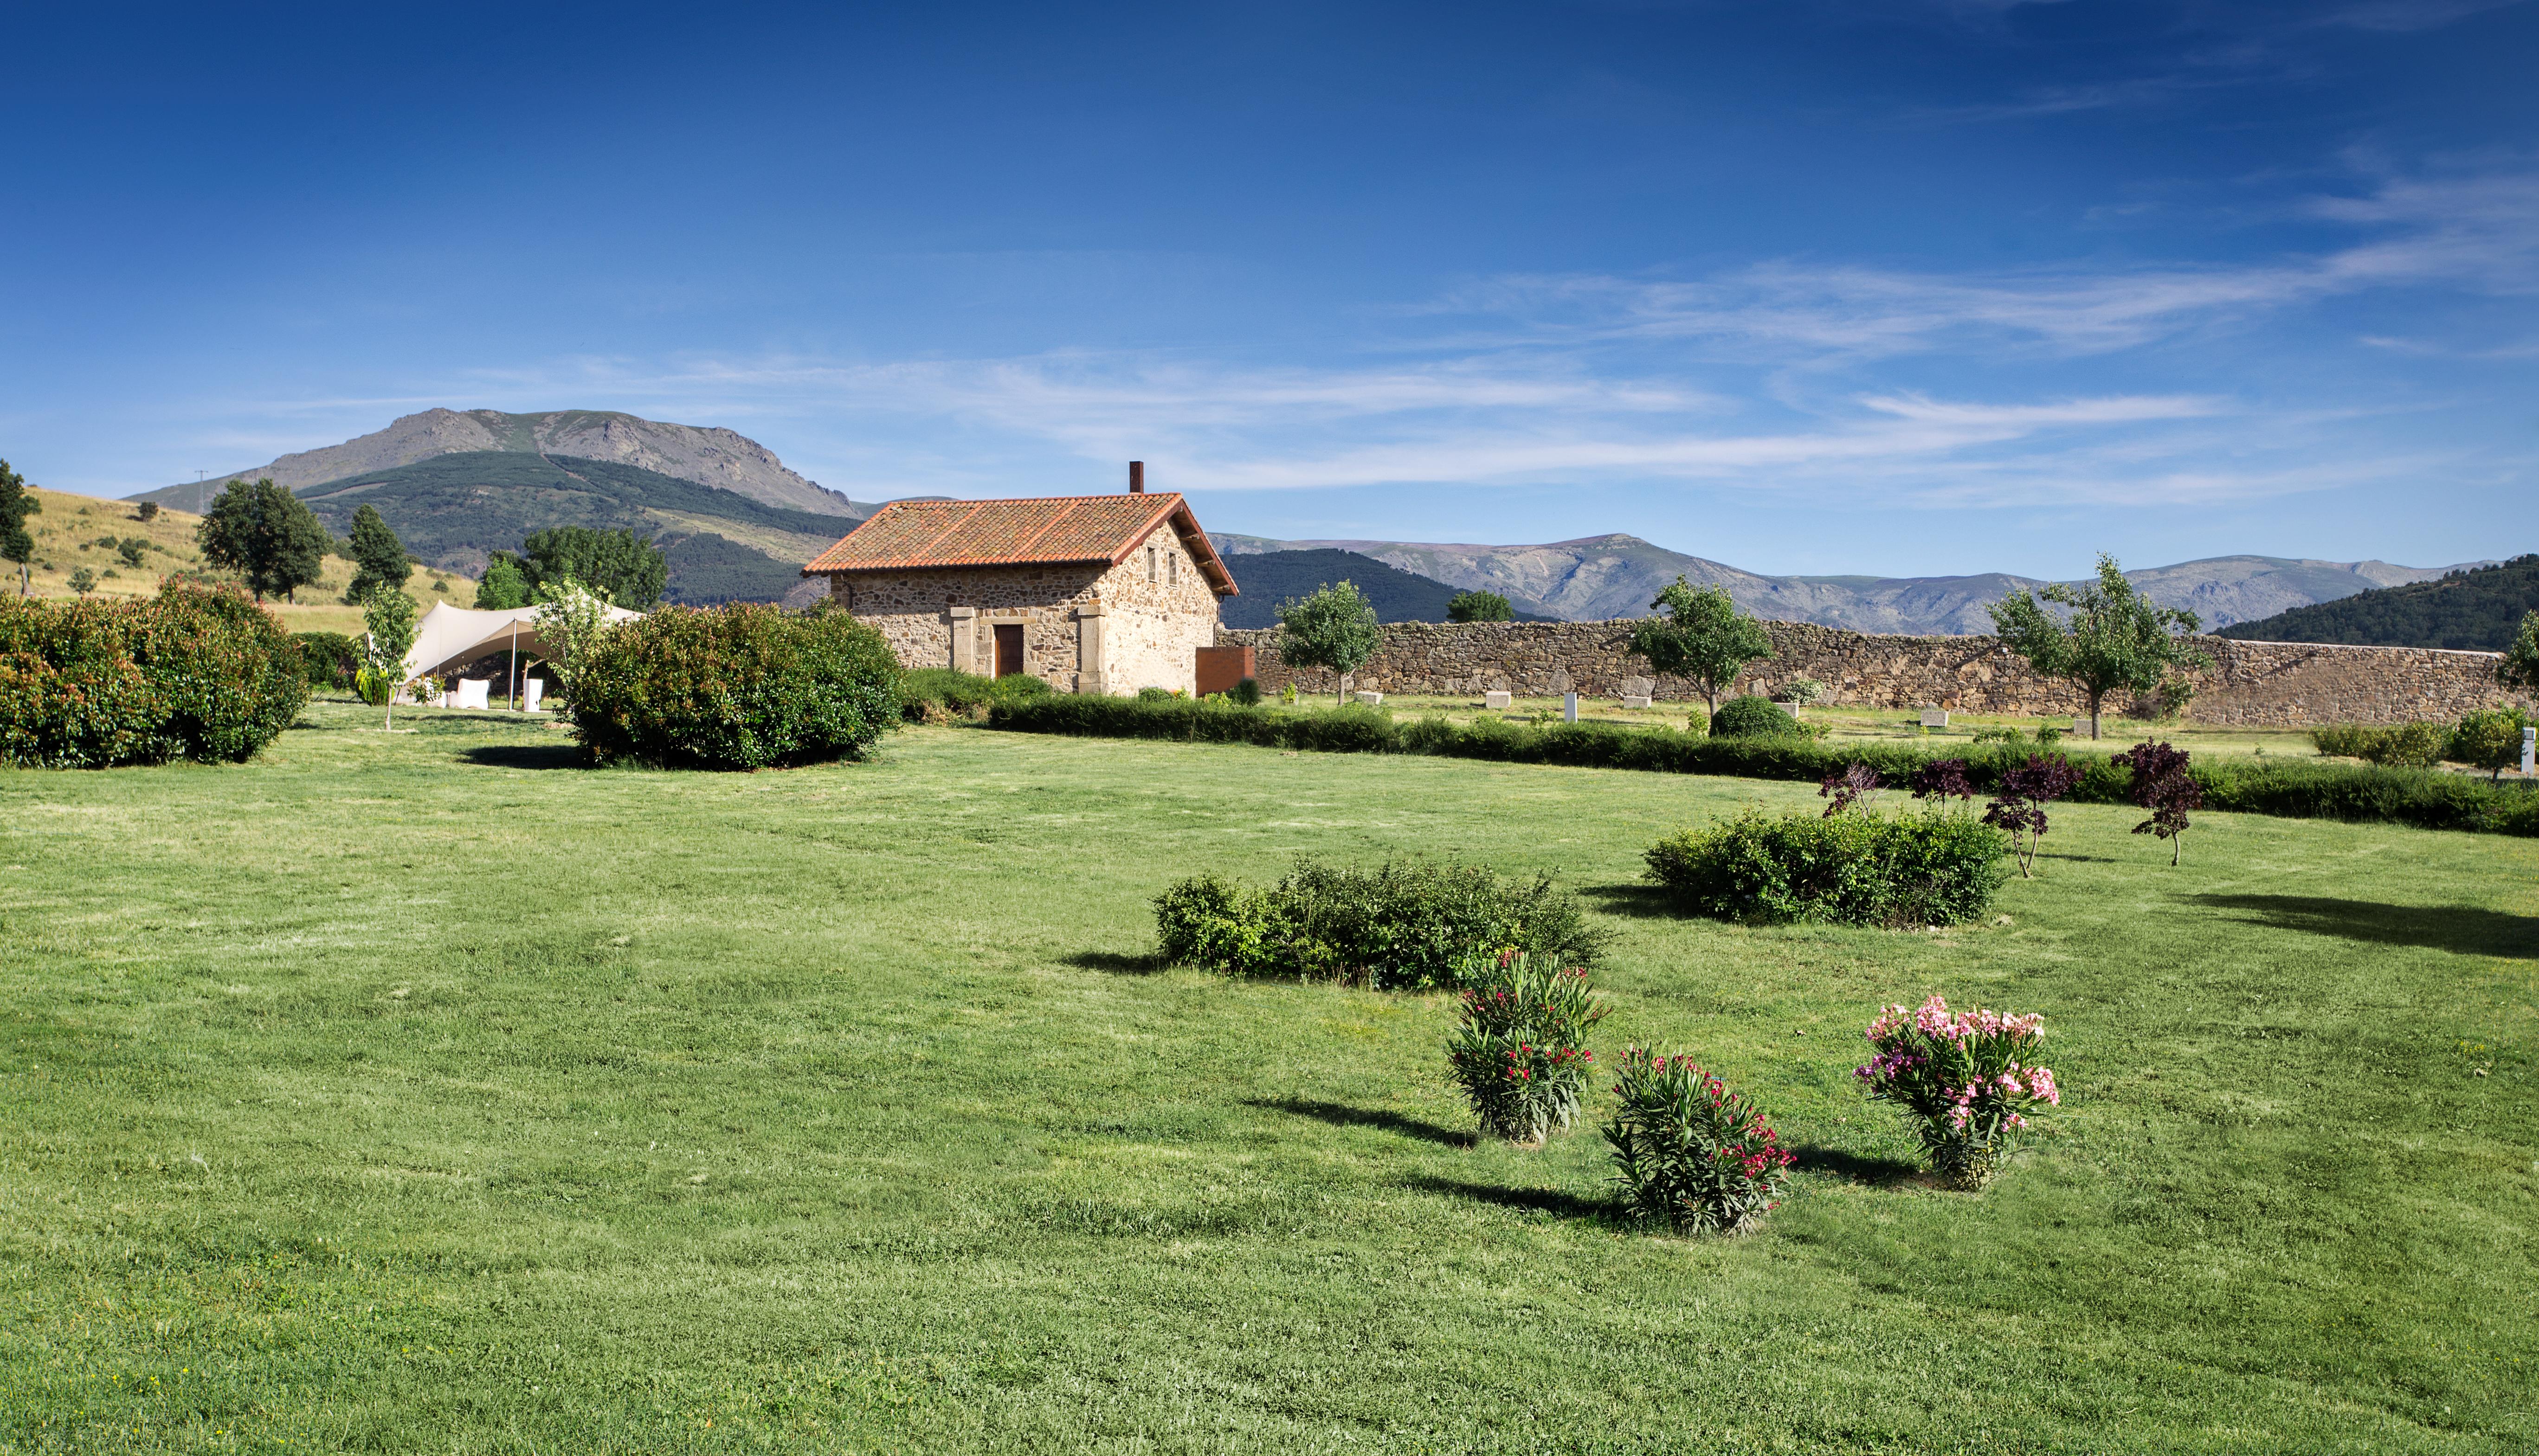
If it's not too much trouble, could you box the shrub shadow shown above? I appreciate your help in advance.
[1405,1174,1614,1222]
[458,743,586,771]
[1061,950,1166,975]
[2191,894,2536,960]
[1577,883,1682,920]
[1789,1145,1920,1186]
[1250,1097,1473,1147]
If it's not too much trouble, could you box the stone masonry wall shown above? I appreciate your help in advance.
[1100,527,1224,695]
[1219,618,2521,727]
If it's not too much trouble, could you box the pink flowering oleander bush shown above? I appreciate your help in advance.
[1855,995,2061,1189]
[1444,951,1605,1144]
[1602,1050,1794,1235]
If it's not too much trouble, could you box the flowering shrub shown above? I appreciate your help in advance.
[1444,952,1605,1143]
[0,584,307,768]
[1854,995,2060,1189]
[1602,1050,1793,1234]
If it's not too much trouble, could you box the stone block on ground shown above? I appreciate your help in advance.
[1920,707,1949,728]
[1484,690,1512,710]
[1355,690,1384,706]
[1622,695,1652,710]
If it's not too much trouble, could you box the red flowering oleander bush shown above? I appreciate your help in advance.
[1444,951,1606,1144]
[1855,994,2061,1189]
[1602,1050,1793,1235]
[0,583,308,768]
[564,604,900,770]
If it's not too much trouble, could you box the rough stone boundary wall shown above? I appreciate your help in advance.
[1218,620,2520,727]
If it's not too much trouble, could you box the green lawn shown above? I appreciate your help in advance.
[4,702,2534,1454]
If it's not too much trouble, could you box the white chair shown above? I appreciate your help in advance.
[455,678,491,710]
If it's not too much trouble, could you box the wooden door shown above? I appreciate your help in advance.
[993,623,1024,677]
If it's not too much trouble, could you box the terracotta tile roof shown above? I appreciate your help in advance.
[803,493,1237,595]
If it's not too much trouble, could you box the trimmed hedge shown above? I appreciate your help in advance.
[986,695,2539,835]
[1709,695,1801,739]
[896,667,1051,722]
[0,585,309,768]
[1645,810,2009,927]
[564,604,900,769]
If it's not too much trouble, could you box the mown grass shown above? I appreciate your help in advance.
[3,702,2533,1454]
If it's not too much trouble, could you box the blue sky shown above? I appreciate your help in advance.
[3,1,2533,577]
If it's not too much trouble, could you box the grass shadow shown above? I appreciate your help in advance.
[1577,883,1682,920]
[1404,1174,1614,1222]
[1789,1145,1920,1186]
[1062,950,1166,975]
[458,743,586,771]
[1250,1097,1473,1147]
[2192,894,2537,960]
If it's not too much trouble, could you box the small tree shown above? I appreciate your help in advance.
[2502,611,2539,696]
[136,500,161,522]
[0,458,39,596]
[532,579,619,704]
[1987,554,2212,741]
[343,504,412,604]
[197,477,330,602]
[361,587,420,729]
[1446,589,1512,623]
[1982,755,2081,878]
[2112,741,2201,865]
[2451,708,2535,783]
[68,567,97,596]
[118,538,148,568]
[474,557,531,610]
[1278,580,1381,704]
[1628,576,1772,715]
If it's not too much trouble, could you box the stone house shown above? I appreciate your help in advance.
[803,479,1237,695]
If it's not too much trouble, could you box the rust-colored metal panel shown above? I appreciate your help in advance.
[1194,644,1255,696]
[993,623,1025,678]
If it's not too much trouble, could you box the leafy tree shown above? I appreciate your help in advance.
[68,567,98,596]
[1277,580,1382,704]
[360,587,420,729]
[505,526,667,609]
[2112,741,2201,865]
[2503,610,2539,694]
[0,458,39,596]
[475,557,532,610]
[1987,554,2212,741]
[117,538,148,568]
[532,579,621,703]
[2450,708,2534,782]
[196,478,330,602]
[1447,589,1512,623]
[136,500,161,522]
[342,504,412,604]
[1628,576,1772,714]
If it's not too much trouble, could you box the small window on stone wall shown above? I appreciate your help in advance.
[1146,547,1157,583]
[1167,553,1178,587]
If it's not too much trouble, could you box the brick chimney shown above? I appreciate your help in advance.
[1129,460,1145,494]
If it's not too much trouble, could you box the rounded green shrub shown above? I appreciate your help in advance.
[1645,809,2009,927]
[0,584,309,768]
[1708,694,1801,738]
[1445,952,1605,1144]
[290,630,362,690]
[563,603,899,769]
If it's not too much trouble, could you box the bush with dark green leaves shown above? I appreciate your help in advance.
[562,604,898,769]
[989,694,2539,836]
[1705,695,1802,739]
[1229,676,1262,706]
[2447,708,2534,781]
[1643,810,2010,927]
[0,585,309,768]
[1154,856,1611,990]
[290,630,363,690]
[896,668,1051,722]
[2309,721,2450,768]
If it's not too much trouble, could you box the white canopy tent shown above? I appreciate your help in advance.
[399,600,642,689]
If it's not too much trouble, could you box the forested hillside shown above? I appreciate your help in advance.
[2217,554,2539,650]
[1218,549,1554,627]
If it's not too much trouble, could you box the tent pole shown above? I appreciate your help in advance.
[509,619,519,711]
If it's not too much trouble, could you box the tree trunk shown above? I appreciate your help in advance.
[2087,689,2103,740]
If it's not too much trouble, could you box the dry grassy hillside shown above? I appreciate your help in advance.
[11,485,476,634]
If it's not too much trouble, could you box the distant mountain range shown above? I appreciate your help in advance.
[1218,549,1559,629]
[2217,554,2539,651]
[1215,533,2490,634]
[114,410,2504,627]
